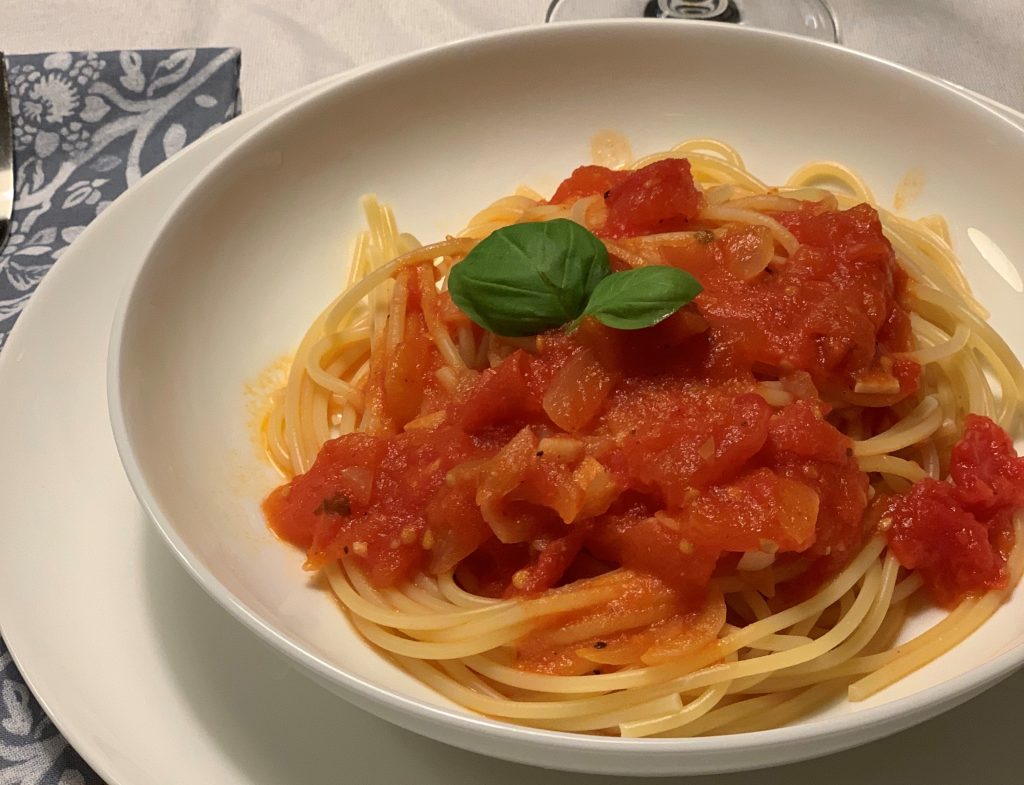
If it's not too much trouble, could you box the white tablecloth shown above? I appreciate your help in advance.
[6,0,1024,111]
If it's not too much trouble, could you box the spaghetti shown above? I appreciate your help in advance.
[261,138,1024,737]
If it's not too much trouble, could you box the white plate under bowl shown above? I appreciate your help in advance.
[108,20,1024,776]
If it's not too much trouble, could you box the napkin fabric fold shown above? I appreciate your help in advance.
[0,46,241,785]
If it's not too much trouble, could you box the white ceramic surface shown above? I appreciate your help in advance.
[105,20,1024,776]
[0,29,1022,785]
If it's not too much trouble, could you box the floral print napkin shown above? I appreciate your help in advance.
[0,47,241,349]
[0,47,241,784]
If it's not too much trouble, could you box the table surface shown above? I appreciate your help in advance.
[6,0,1023,111]
[3,3,1023,784]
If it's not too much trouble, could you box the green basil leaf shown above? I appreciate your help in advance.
[447,219,610,337]
[581,266,703,330]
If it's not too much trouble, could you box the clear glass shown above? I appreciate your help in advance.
[545,0,839,43]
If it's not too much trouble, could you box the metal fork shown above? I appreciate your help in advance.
[0,54,13,254]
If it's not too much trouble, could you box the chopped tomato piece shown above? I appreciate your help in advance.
[883,416,1023,606]
[767,400,848,464]
[604,159,703,238]
[949,414,1024,516]
[885,479,1007,607]
[266,435,384,547]
[458,351,543,432]
[612,388,772,504]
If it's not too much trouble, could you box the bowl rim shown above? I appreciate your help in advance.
[107,17,1024,759]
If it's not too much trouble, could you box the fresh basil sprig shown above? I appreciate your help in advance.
[447,219,610,337]
[447,219,702,337]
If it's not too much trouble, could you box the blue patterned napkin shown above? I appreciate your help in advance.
[0,47,241,784]
[0,47,241,348]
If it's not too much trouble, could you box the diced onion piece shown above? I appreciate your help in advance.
[768,187,840,212]
[727,225,774,281]
[853,374,902,395]
[574,457,621,520]
[404,410,447,431]
[697,436,716,461]
[737,550,776,571]
[537,436,585,462]
[444,457,489,486]
[640,589,727,665]
[653,511,681,532]
[542,348,617,432]
[754,382,795,407]
[704,184,735,205]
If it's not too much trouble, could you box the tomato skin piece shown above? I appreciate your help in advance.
[383,314,433,428]
[603,159,703,238]
[549,165,629,205]
[457,350,544,433]
[504,525,592,597]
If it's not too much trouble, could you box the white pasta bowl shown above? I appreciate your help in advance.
[108,20,1024,776]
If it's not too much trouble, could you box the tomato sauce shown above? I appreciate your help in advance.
[265,158,1021,644]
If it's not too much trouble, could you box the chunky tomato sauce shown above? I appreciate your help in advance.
[265,159,1022,650]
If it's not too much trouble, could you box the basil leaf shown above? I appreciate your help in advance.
[448,219,610,337]
[581,266,703,330]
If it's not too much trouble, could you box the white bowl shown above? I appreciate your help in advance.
[108,20,1024,776]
